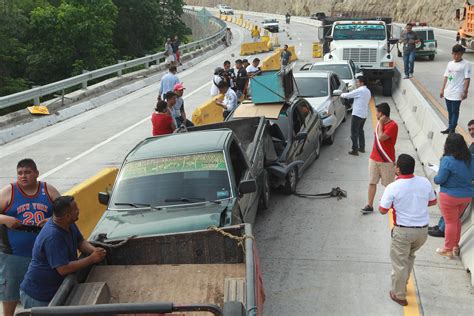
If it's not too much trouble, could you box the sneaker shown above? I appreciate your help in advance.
[348,150,359,156]
[403,75,409,79]
[428,227,445,237]
[440,129,450,134]
[409,73,414,78]
[361,205,374,214]
[428,225,438,232]
[358,148,365,153]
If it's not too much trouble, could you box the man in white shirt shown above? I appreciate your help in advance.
[379,154,437,306]
[341,76,371,156]
[215,81,238,119]
[440,44,471,134]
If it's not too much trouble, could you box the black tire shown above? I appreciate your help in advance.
[283,167,298,195]
[258,170,270,211]
[323,132,335,145]
[223,301,245,316]
[382,78,392,97]
[429,54,435,61]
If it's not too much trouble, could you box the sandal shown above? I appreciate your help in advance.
[452,247,460,257]
[436,248,453,258]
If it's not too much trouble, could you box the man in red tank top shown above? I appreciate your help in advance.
[0,159,60,316]
[361,103,399,214]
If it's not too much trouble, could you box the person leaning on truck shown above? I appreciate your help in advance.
[0,159,60,316]
[19,196,106,308]
[215,80,238,119]
[439,44,472,134]
[400,23,420,79]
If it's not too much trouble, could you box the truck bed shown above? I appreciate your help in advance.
[86,264,246,306]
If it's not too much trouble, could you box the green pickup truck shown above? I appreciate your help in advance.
[91,117,276,241]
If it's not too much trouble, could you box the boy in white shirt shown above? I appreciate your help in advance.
[440,44,471,134]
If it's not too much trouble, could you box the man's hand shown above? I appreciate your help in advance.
[89,248,107,264]
[379,115,390,125]
[462,91,468,100]
[440,91,444,99]
[3,216,22,229]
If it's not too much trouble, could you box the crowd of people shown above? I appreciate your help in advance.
[164,36,182,66]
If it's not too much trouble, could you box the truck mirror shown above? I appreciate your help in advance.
[98,192,110,205]
[295,131,308,141]
[238,179,257,195]
[325,36,333,42]
[388,38,399,45]
[332,89,342,96]
[456,8,461,20]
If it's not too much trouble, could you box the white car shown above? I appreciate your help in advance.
[217,4,234,15]
[300,60,361,92]
[293,72,347,145]
[262,18,279,33]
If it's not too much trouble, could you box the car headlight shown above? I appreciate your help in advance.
[381,62,394,67]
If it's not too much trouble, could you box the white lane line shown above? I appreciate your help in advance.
[39,81,212,180]
[297,37,302,56]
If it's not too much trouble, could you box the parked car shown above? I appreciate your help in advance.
[230,97,323,194]
[217,4,234,15]
[300,60,361,93]
[293,71,347,145]
[262,18,279,33]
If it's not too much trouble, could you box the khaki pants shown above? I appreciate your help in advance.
[390,226,428,299]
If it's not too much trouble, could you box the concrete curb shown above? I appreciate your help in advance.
[0,42,224,145]
[392,68,474,286]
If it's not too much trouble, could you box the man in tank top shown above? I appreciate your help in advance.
[0,159,60,316]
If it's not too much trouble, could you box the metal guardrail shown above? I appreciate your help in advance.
[0,8,226,111]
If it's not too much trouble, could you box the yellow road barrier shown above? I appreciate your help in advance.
[260,46,298,71]
[192,95,224,126]
[312,42,323,58]
[240,41,271,55]
[64,167,118,238]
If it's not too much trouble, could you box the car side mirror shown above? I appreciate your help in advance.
[332,89,342,96]
[98,192,110,205]
[355,72,364,78]
[325,36,333,42]
[238,179,257,195]
[389,38,399,45]
[295,131,308,141]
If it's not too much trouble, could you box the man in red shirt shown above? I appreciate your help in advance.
[362,103,399,214]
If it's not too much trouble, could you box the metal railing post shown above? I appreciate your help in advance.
[81,70,89,89]
[117,60,124,76]
[32,86,40,105]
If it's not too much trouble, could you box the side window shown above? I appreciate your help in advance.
[428,30,434,40]
[333,74,341,88]
[229,140,247,184]
[292,107,303,136]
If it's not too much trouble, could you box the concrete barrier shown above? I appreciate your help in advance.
[192,95,224,126]
[392,68,474,285]
[260,46,298,71]
[64,167,118,238]
[240,41,271,55]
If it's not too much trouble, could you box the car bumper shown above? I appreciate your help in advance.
[321,115,336,131]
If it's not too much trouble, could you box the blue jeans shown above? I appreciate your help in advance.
[20,290,49,309]
[437,216,445,232]
[403,50,416,76]
[445,99,461,132]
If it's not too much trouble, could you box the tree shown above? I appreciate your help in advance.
[26,0,118,84]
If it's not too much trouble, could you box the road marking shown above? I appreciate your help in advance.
[39,81,211,180]
[369,98,422,316]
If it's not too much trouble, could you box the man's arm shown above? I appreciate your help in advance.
[78,240,101,255]
[341,88,361,99]
[440,76,448,98]
[56,250,106,276]
[378,186,394,214]
[0,185,21,228]
[46,184,61,201]
[462,78,470,100]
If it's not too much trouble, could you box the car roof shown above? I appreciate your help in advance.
[294,71,331,78]
[127,130,231,161]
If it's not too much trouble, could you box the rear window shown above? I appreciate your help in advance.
[415,31,427,41]
[427,30,434,40]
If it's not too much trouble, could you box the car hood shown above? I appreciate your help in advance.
[90,201,233,241]
[304,96,331,112]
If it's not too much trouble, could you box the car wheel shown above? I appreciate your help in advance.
[323,132,335,145]
[429,54,435,61]
[258,170,270,211]
[283,167,298,195]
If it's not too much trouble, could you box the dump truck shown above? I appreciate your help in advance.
[17,224,264,316]
[456,1,474,50]
[319,17,399,96]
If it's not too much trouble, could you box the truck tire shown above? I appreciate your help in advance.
[283,167,298,195]
[258,170,270,211]
[382,79,392,97]
[429,54,435,61]
[223,301,246,316]
[323,132,335,145]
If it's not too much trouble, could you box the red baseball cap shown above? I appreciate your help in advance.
[174,83,185,91]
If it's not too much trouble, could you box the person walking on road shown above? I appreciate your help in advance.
[164,38,175,66]
[151,100,176,136]
[379,154,437,306]
[433,133,474,258]
[285,12,291,24]
[400,23,420,79]
[216,81,238,119]
[225,28,233,47]
[341,76,371,156]
[172,35,182,65]
[251,26,260,42]
[429,119,474,238]
[439,44,472,134]
[361,103,398,214]
[20,196,107,308]
[280,45,292,71]
[0,159,60,316]
[158,65,180,101]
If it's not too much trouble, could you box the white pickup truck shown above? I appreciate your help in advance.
[321,18,399,96]
[262,18,279,33]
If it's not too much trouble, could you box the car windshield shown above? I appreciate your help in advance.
[295,77,328,97]
[264,19,278,23]
[110,152,231,208]
[333,24,386,40]
[311,64,352,79]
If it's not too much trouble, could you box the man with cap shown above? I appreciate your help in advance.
[173,83,193,127]
[362,102,399,214]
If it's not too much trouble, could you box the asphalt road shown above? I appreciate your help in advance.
[1,13,473,316]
